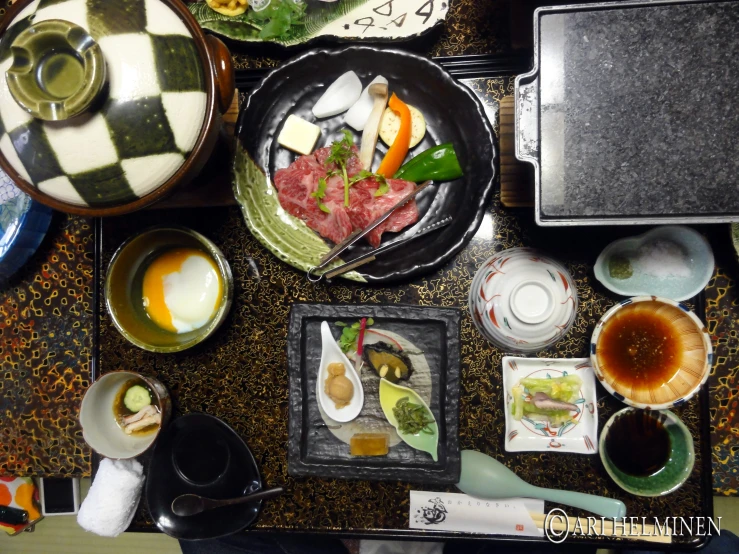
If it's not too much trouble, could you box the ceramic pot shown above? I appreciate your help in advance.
[0,0,234,216]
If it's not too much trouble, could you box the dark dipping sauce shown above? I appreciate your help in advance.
[596,304,683,390]
[605,410,671,476]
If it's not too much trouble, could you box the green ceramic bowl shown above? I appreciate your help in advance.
[599,408,695,497]
[6,19,106,121]
[105,226,233,353]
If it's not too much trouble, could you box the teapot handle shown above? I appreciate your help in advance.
[205,35,235,115]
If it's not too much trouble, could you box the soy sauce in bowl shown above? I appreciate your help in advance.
[604,410,670,476]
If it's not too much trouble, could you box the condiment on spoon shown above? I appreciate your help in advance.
[316,321,364,423]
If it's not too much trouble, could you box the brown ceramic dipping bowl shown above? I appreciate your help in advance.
[0,0,234,216]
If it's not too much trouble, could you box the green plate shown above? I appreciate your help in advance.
[189,0,448,47]
[379,379,439,462]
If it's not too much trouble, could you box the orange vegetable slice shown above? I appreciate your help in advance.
[377,93,411,178]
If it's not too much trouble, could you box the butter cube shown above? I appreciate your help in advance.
[277,114,321,155]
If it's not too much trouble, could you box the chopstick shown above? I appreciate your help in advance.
[528,512,673,545]
[309,180,433,278]
[319,216,453,280]
[234,54,532,92]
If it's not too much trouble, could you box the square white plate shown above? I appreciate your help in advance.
[502,357,598,454]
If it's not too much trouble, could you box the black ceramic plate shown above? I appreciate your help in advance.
[287,303,461,483]
[233,46,497,284]
[146,413,263,540]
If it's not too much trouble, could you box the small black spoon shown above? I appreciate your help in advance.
[171,486,285,517]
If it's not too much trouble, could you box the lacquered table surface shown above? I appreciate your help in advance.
[0,0,736,542]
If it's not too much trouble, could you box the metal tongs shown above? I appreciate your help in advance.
[307,180,442,281]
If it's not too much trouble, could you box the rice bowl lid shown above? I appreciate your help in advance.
[469,247,578,353]
[0,0,207,209]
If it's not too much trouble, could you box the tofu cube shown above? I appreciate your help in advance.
[277,114,321,155]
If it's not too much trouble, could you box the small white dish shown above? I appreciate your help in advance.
[593,226,714,302]
[316,321,364,423]
[469,248,578,353]
[502,357,598,454]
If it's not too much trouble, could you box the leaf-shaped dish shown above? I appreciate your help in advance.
[188,0,448,47]
[316,321,364,423]
[593,226,713,301]
[379,379,438,461]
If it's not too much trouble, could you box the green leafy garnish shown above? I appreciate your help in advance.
[374,176,389,197]
[335,318,373,353]
[326,131,354,207]
[348,170,390,198]
[245,0,307,41]
[311,177,330,213]
[393,397,435,435]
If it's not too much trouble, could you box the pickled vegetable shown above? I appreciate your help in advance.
[393,397,434,435]
[510,374,582,427]
[123,385,152,413]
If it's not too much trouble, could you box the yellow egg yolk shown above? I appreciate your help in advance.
[141,248,222,333]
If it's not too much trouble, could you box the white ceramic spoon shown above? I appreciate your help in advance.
[316,321,364,423]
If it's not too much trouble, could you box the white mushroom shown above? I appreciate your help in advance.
[123,412,162,435]
[122,404,157,425]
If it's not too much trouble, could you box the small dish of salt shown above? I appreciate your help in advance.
[594,226,714,301]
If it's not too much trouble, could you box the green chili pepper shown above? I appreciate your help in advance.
[393,143,464,183]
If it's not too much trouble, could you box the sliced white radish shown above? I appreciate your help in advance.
[380,104,426,148]
[312,71,362,119]
[344,75,389,131]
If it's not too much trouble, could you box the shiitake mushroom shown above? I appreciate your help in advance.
[363,343,413,383]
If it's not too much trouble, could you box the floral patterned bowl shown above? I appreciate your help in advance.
[468,248,578,353]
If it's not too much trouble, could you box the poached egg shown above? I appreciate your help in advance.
[142,248,222,334]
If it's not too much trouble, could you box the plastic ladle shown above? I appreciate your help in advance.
[457,450,626,519]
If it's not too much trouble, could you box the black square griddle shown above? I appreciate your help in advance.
[515,0,739,225]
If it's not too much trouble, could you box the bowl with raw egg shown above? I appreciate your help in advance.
[590,296,712,410]
[105,226,233,353]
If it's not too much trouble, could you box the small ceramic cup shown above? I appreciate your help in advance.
[79,371,171,459]
[599,408,695,497]
[105,226,233,353]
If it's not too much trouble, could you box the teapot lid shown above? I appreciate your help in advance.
[0,0,207,209]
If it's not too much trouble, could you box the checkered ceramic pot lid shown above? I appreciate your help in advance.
[0,0,207,208]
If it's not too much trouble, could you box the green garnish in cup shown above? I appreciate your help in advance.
[392,397,434,435]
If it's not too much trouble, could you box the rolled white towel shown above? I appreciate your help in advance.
[77,458,144,537]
